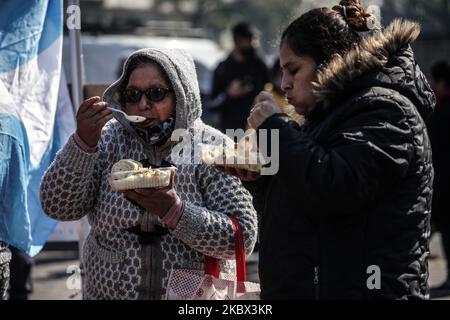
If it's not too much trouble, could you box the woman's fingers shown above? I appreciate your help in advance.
[78,104,112,130]
[78,96,101,113]
[96,113,114,128]
[132,188,156,197]
[248,97,282,129]
[247,112,260,129]
[255,91,275,103]
[78,102,108,120]
[168,171,176,188]
[124,189,158,201]
[122,190,142,202]
[91,108,113,125]
[76,99,111,148]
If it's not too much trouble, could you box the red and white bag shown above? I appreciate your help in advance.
[164,217,260,300]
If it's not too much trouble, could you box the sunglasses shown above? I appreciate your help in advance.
[123,87,172,103]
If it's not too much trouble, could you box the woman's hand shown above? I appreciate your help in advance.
[76,96,113,147]
[215,165,260,182]
[248,91,282,129]
[122,172,178,218]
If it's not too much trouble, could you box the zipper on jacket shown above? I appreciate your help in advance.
[314,266,320,300]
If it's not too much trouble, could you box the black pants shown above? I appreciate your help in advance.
[0,261,9,300]
[431,184,450,276]
[439,221,450,276]
[8,246,33,300]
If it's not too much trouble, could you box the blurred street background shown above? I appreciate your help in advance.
[63,0,450,94]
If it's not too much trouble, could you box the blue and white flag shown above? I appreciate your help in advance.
[0,0,76,256]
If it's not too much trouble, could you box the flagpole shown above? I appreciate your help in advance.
[68,0,83,111]
[67,0,89,274]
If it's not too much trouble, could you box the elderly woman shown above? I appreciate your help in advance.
[228,0,435,299]
[40,48,257,300]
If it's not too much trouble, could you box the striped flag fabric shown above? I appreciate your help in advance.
[0,0,76,256]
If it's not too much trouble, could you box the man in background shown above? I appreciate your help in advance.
[210,22,269,133]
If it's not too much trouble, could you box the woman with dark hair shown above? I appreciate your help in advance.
[226,0,435,299]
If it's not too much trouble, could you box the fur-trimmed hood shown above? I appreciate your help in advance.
[312,19,435,120]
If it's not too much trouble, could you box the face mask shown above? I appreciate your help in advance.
[133,116,175,145]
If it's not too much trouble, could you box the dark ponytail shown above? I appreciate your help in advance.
[281,0,377,66]
[332,0,376,32]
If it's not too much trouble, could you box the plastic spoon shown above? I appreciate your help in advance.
[108,107,146,123]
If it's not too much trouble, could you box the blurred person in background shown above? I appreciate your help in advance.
[210,22,269,133]
[429,60,450,292]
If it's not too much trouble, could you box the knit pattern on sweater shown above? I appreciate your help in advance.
[40,120,257,299]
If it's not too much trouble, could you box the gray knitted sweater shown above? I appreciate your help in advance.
[0,242,10,266]
[40,48,258,300]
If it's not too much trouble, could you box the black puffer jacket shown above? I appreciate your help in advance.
[249,20,435,300]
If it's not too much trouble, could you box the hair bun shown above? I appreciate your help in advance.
[332,0,376,32]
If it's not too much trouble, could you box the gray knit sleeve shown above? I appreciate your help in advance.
[170,164,258,260]
[40,135,102,221]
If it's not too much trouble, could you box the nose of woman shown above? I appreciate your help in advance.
[281,74,292,92]
[138,94,152,110]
